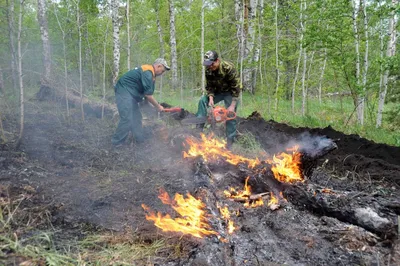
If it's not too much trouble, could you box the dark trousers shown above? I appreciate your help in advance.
[196,93,237,140]
[111,93,144,145]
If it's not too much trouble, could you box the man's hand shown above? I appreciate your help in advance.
[157,105,164,112]
[228,100,236,113]
[208,96,214,107]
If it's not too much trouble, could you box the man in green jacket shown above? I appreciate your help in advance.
[111,58,170,146]
[197,50,241,149]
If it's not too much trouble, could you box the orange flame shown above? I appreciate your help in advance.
[267,145,303,183]
[183,134,261,168]
[218,205,236,234]
[267,192,279,206]
[142,189,218,238]
[224,177,264,208]
[183,134,303,183]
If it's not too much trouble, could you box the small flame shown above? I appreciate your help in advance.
[224,177,264,208]
[142,189,218,238]
[267,192,279,206]
[267,145,303,183]
[218,205,236,234]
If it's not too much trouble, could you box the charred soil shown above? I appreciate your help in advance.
[1,101,399,265]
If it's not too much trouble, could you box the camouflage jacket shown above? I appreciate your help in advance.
[205,59,241,100]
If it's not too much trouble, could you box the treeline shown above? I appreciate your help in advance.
[0,0,399,129]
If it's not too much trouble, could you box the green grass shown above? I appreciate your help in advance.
[156,89,399,147]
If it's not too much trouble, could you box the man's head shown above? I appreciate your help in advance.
[153,58,170,76]
[203,50,219,71]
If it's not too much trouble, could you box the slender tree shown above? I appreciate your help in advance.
[6,0,17,91]
[37,0,52,99]
[16,0,25,147]
[112,0,120,86]
[168,0,178,90]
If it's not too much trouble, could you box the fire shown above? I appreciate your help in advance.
[141,189,218,238]
[183,133,261,168]
[268,192,279,207]
[183,134,303,183]
[267,145,303,183]
[224,177,264,208]
[217,204,236,234]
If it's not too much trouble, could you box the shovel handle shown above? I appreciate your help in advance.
[163,107,182,113]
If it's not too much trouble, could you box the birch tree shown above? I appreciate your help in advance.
[37,0,52,98]
[376,0,398,127]
[126,0,131,70]
[274,0,280,111]
[201,0,205,93]
[77,0,84,121]
[16,0,25,147]
[155,0,165,98]
[168,0,178,90]
[6,0,17,91]
[112,0,120,86]
[243,0,258,94]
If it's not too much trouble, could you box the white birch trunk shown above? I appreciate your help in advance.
[318,49,327,104]
[155,0,165,99]
[361,0,369,114]
[168,0,178,90]
[243,0,258,93]
[127,0,131,70]
[235,0,244,66]
[112,0,121,87]
[301,48,307,116]
[376,0,398,127]
[16,0,24,146]
[77,0,84,121]
[6,0,18,91]
[257,0,264,102]
[274,0,280,111]
[37,0,51,89]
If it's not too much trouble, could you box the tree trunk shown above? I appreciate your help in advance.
[361,0,369,123]
[77,0,84,121]
[155,0,165,99]
[292,0,304,114]
[376,0,398,127]
[352,0,363,125]
[243,0,258,94]
[274,0,280,112]
[301,48,307,116]
[53,4,70,118]
[112,0,121,87]
[168,0,178,90]
[126,0,131,70]
[6,0,18,92]
[318,49,327,105]
[201,0,205,94]
[0,67,4,96]
[102,22,110,119]
[36,0,52,100]
[16,0,25,148]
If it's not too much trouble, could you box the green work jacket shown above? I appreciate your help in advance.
[114,65,155,101]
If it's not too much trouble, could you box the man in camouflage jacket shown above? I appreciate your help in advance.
[196,50,241,148]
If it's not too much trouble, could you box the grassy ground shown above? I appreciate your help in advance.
[157,89,400,147]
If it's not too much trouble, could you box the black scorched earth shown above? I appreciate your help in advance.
[1,101,399,265]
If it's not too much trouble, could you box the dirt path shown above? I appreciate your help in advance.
[1,101,399,265]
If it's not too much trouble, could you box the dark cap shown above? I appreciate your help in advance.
[203,50,218,66]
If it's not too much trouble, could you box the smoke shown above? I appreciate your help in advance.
[286,132,337,157]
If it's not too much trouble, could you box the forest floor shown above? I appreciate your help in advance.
[0,99,400,265]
